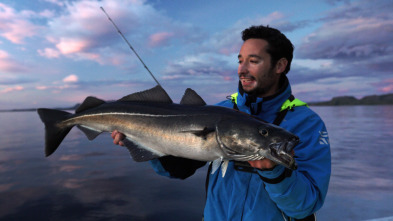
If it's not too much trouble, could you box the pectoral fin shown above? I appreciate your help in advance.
[182,127,215,140]
[211,159,222,175]
[221,160,229,177]
[210,159,229,178]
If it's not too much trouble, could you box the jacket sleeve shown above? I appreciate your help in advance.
[257,107,331,219]
[150,156,206,179]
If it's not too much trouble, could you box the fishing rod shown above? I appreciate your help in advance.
[100,6,162,87]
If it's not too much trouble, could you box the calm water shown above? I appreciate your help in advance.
[0,106,392,220]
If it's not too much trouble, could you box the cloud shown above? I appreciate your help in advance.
[292,76,382,102]
[63,74,79,83]
[0,85,24,94]
[0,77,36,85]
[37,48,61,58]
[56,38,91,54]
[162,53,237,82]
[298,0,393,60]
[0,3,42,44]
[148,32,174,47]
[0,50,28,73]
[373,78,393,93]
[40,0,199,66]
[43,0,66,7]
[198,11,309,57]
[290,0,393,100]
[35,75,80,92]
[160,11,309,86]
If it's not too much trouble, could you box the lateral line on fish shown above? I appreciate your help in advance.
[61,112,210,123]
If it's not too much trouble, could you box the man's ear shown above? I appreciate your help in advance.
[275,58,288,74]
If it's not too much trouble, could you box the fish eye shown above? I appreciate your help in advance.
[259,129,268,137]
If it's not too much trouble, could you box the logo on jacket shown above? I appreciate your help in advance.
[319,131,329,145]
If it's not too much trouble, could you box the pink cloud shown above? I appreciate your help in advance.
[223,76,234,81]
[36,86,48,90]
[56,38,91,54]
[0,50,9,59]
[63,74,79,83]
[0,50,27,73]
[219,45,241,56]
[37,48,61,58]
[1,85,24,94]
[381,85,393,93]
[148,32,174,47]
[0,3,40,44]
[379,78,393,93]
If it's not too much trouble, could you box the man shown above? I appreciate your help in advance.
[112,25,331,220]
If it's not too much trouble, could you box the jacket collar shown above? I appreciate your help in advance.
[236,76,292,120]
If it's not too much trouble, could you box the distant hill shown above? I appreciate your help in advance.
[310,93,393,106]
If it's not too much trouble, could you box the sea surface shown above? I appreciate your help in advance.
[0,106,392,221]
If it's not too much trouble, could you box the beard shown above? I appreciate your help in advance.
[239,69,276,97]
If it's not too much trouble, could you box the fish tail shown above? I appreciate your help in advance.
[37,108,73,156]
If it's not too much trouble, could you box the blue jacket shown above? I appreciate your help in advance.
[151,78,331,220]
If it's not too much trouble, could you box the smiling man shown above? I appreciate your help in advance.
[112,25,331,220]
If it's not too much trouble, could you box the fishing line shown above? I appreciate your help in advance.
[100,6,162,87]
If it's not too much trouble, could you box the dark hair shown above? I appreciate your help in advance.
[242,25,294,74]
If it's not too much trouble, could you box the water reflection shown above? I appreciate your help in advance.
[312,106,393,220]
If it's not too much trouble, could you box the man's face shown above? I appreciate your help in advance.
[238,38,281,97]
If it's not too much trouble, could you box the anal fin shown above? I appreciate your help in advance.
[77,125,102,140]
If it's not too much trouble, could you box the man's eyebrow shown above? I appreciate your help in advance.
[249,54,262,59]
[237,54,262,59]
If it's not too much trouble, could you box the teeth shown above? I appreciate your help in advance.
[241,78,254,82]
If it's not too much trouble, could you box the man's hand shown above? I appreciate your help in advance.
[111,130,125,146]
[248,159,277,170]
[249,150,294,170]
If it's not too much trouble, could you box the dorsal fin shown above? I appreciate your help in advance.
[180,88,206,106]
[118,85,173,103]
[76,96,106,113]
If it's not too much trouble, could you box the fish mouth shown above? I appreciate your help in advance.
[267,141,298,170]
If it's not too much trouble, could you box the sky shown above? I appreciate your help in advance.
[0,0,392,109]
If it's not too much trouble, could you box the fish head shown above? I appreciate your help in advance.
[216,118,299,170]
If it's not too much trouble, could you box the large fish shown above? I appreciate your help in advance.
[37,86,299,174]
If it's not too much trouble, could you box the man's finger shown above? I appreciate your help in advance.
[111,130,118,139]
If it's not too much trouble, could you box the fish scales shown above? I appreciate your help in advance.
[60,108,223,160]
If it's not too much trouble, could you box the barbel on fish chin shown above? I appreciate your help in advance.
[37,85,299,172]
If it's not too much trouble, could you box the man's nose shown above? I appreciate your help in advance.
[238,62,248,74]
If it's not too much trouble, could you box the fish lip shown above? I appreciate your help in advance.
[267,142,297,170]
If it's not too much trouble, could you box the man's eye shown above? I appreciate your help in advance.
[250,60,258,64]
[238,60,242,64]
